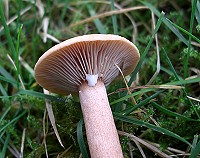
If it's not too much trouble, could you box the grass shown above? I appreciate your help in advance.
[0,0,200,157]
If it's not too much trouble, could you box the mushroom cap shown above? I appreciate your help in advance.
[34,34,140,95]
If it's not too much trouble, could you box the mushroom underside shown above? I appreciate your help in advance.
[35,40,138,95]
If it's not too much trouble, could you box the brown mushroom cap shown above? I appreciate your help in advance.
[34,34,140,95]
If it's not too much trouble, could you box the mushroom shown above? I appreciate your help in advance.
[34,34,140,158]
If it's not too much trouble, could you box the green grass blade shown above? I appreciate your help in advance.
[192,135,198,147]
[162,48,181,80]
[114,112,192,147]
[0,75,18,86]
[128,11,165,86]
[1,134,10,158]
[0,110,27,134]
[195,0,200,24]
[122,90,164,115]
[0,83,8,96]
[16,0,22,30]
[60,0,69,24]
[87,4,106,34]
[110,0,118,34]
[144,54,183,80]
[110,89,154,105]
[189,135,199,158]
[0,66,17,85]
[166,18,200,43]
[140,1,189,46]
[190,135,198,155]
[0,96,13,99]
[17,89,65,103]
[189,139,200,158]
[0,106,11,124]
[0,2,16,57]
[152,102,199,122]
[160,66,183,80]
[15,24,23,80]
[184,0,198,78]
[20,57,34,78]
[162,48,200,118]
[77,118,89,158]
[165,77,200,86]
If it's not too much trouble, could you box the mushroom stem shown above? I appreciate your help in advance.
[79,80,123,158]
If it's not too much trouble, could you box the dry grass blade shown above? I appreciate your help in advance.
[0,6,31,32]
[147,12,160,85]
[146,140,186,155]
[187,96,200,102]
[69,6,148,28]
[57,145,73,158]
[114,2,138,43]
[19,56,34,77]
[147,85,183,89]
[108,85,183,96]
[42,17,49,43]
[43,109,49,158]
[39,32,61,43]
[69,0,138,42]
[36,0,45,17]
[38,17,60,43]
[6,54,25,90]
[189,67,200,77]
[43,89,64,148]
[19,128,26,158]
[191,41,200,47]
[128,141,134,158]
[115,63,137,105]
[7,142,20,158]
[186,67,200,82]
[118,130,172,158]
[132,139,147,158]
[5,0,9,20]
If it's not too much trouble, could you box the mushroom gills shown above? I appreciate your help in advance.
[85,74,98,87]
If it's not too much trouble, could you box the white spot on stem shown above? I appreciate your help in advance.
[86,74,98,87]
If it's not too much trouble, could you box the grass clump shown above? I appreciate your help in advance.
[0,0,200,157]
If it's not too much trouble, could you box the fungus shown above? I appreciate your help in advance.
[34,34,140,158]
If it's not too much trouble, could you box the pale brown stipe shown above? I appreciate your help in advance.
[34,34,140,158]
[79,81,123,158]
